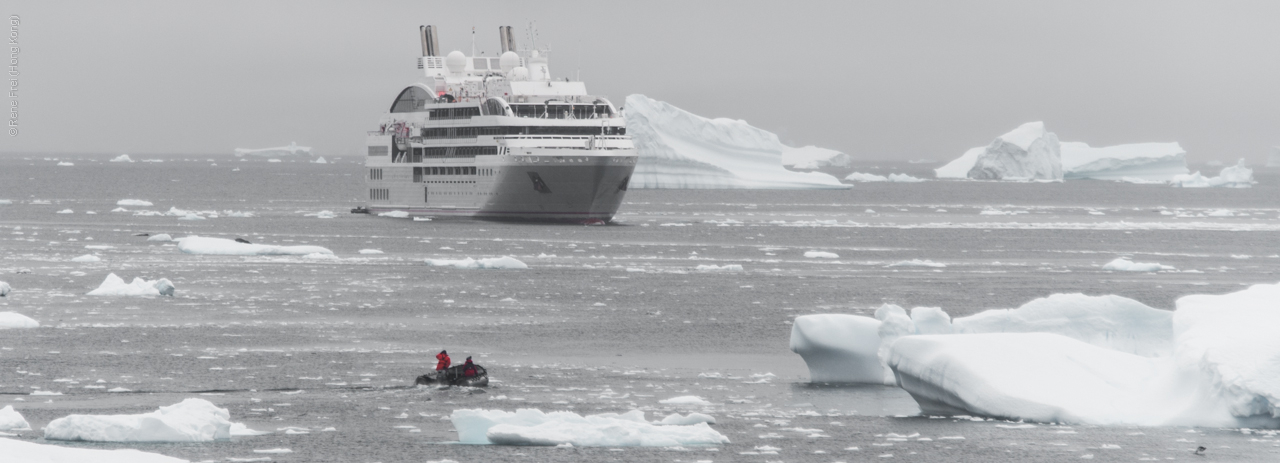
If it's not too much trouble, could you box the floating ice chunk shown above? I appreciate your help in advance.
[116,199,154,207]
[805,251,839,259]
[230,423,271,436]
[0,437,186,463]
[887,173,925,183]
[377,211,410,218]
[1102,258,1174,272]
[0,406,31,430]
[624,94,848,189]
[45,398,236,442]
[302,252,339,260]
[86,273,175,297]
[358,249,384,254]
[312,156,328,164]
[450,409,729,446]
[177,213,205,221]
[306,210,336,219]
[1061,142,1188,181]
[71,254,102,263]
[424,256,528,269]
[845,172,888,182]
[176,236,333,256]
[887,259,945,268]
[0,313,39,329]
[659,396,712,406]
[235,142,310,157]
[109,154,134,163]
[56,209,74,214]
[0,280,8,297]
[655,412,717,426]
[253,448,292,454]
[790,314,885,383]
[696,264,743,272]
[57,161,74,166]
[1170,159,1255,188]
[0,199,10,204]
[147,234,173,242]
[782,145,852,170]
[967,122,1062,181]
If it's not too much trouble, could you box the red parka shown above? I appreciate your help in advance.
[435,351,451,371]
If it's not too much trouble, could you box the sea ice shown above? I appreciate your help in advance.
[0,312,40,329]
[782,146,852,170]
[71,254,102,263]
[87,273,175,297]
[0,405,31,430]
[450,409,729,446]
[45,398,237,442]
[1061,142,1188,181]
[1102,258,1174,272]
[790,314,884,383]
[1170,159,1255,188]
[804,251,839,259]
[117,199,154,207]
[966,122,1062,181]
[624,94,848,189]
[176,236,333,256]
[424,256,528,269]
[0,438,187,463]
[110,154,134,162]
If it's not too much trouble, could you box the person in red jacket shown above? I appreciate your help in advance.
[462,356,477,377]
[435,350,451,381]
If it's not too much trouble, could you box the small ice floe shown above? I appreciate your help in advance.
[655,413,717,426]
[253,448,292,454]
[268,159,282,163]
[378,210,410,218]
[357,249,384,254]
[56,209,74,214]
[0,405,31,431]
[71,254,102,263]
[176,236,332,256]
[57,162,74,166]
[412,217,432,221]
[86,273,175,297]
[44,398,253,442]
[116,199,153,207]
[0,438,186,463]
[0,280,9,297]
[1101,258,1174,272]
[888,173,926,182]
[846,172,889,182]
[0,313,39,329]
[424,256,527,269]
[146,234,173,242]
[107,387,132,393]
[887,259,946,268]
[0,199,10,205]
[804,251,839,259]
[110,154,134,162]
[450,409,729,446]
[659,396,712,406]
[306,210,336,219]
[696,264,743,272]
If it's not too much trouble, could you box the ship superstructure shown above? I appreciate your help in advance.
[364,25,636,222]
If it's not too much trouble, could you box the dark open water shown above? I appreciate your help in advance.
[1,155,1278,462]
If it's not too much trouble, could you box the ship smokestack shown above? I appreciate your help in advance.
[420,25,440,57]
[498,26,516,53]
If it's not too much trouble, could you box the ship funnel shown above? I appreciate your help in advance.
[498,26,516,53]
[420,25,440,57]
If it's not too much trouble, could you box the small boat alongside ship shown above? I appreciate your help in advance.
[362,25,637,222]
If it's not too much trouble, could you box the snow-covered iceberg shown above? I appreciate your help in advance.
[87,273,175,297]
[0,312,40,329]
[0,405,31,430]
[624,95,847,189]
[424,256,527,269]
[234,141,310,157]
[176,236,333,256]
[45,398,235,442]
[0,438,186,463]
[450,409,729,446]
[781,145,851,170]
[965,122,1062,180]
[1170,159,1255,188]
[1061,142,1188,181]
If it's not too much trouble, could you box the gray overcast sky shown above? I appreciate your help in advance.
[3,1,1277,162]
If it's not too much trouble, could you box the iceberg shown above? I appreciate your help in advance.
[1102,257,1174,272]
[0,405,30,430]
[71,254,102,263]
[57,161,74,166]
[845,172,888,182]
[0,312,40,329]
[1170,159,1255,188]
[624,95,848,189]
[45,398,236,442]
[109,154,134,163]
[87,273,175,297]
[965,122,1062,181]
[450,409,729,446]
[0,438,187,463]
[781,145,852,170]
[312,156,328,164]
[117,199,154,207]
[234,141,310,157]
[176,236,333,256]
[0,280,8,297]
[1061,142,1188,181]
[147,234,173,242]
[804,251,839,259]
[424,256,528,269]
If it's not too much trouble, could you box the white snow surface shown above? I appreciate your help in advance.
[966,122,1063,181]
[45,398,235,442]
[450,409,729,446]
[624,94,847,189]
[0,312,41,329]
[424,256,528,269]
[117,199,154,207]
[1170,159,1255,188]
[1061,142,1188,181]
[1102,258,1174,272]
[176,236,333,256]
[109,154,135,163]
[0,406,31,431]
[0,438,188,463]
[781,145,852,170]
[87,273,175,297]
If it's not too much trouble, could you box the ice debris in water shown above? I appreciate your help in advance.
[176,236,333,256]
[57,161,74,166]
[116,199,153,207]
[695,264,743,272]
[377,210,410,218]
[44,398,254,442]
[357,249,384,254]
[0,280,9,297]
[71,254,102,263]
[56,209,74,214]
[450,409,729,446]
[887,259,946,268]
[804,251,839,259]
[87,273,175,297]
[0,312,40,329]
[0,438,186,463]
[424,256,528,269]
[1170,159,1255,188]
[0,405,31,430]
[109,154,134,162]
[1102,258,1174,272]
[146,234,173,242]
[659,396,712,406]
[306,210,336,219]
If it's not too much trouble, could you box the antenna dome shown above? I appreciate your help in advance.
[499,51,521,73]
[510,66,529,81]
[445,50,466,73]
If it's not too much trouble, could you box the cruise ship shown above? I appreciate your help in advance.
[363,25,637,222]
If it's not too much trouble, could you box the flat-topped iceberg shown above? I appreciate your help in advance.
[176,236,333,256]
[624,95,847,189]
[781,145,851,170]
[87,273,175,297]
[964,122,1062,181]
[45,398,234,442]
[1170,159,1255,188]
[450,409,729,446]
[1061,142,1188,181]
